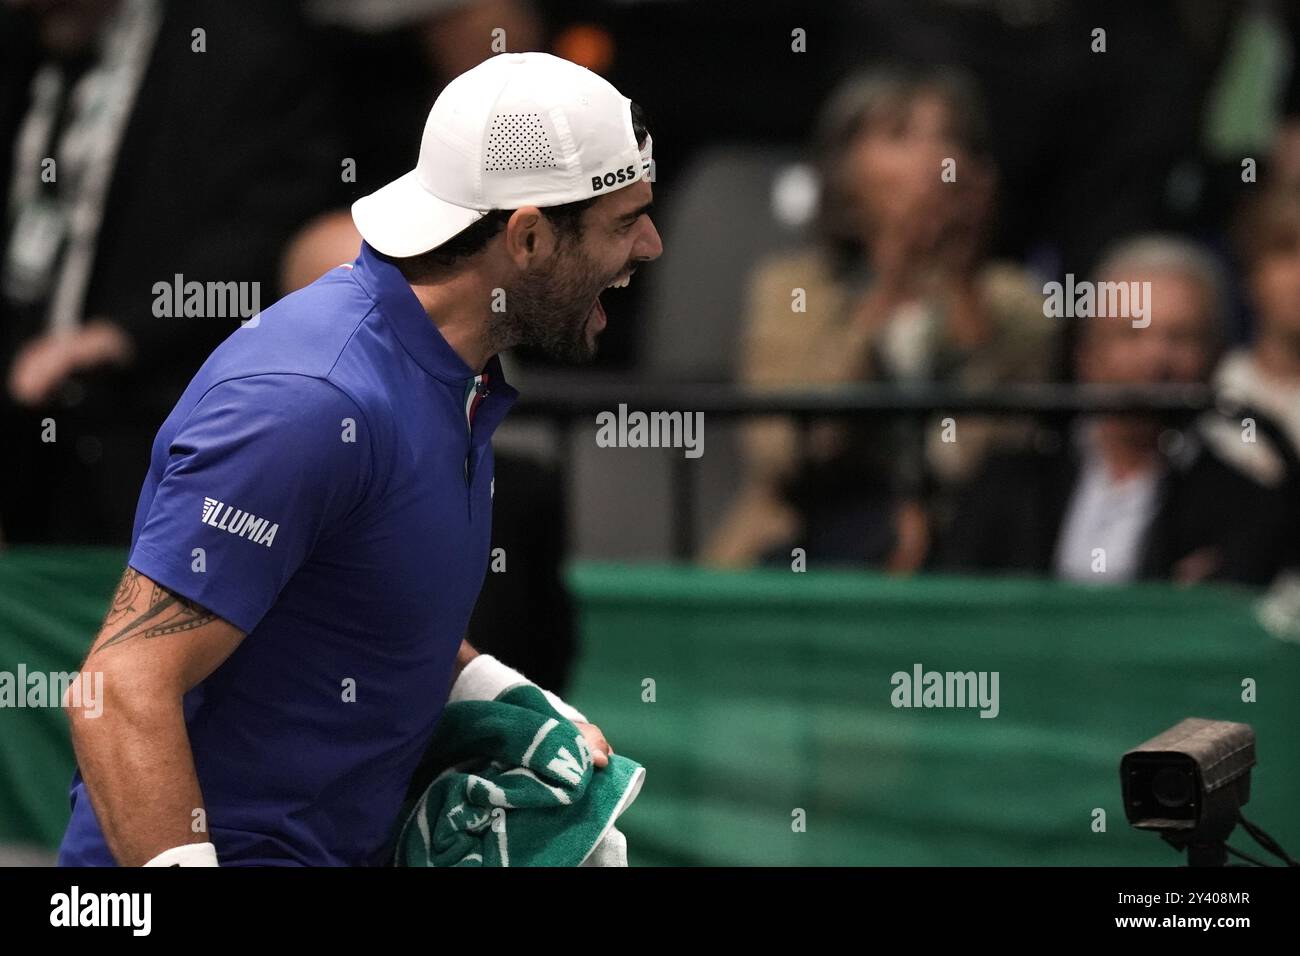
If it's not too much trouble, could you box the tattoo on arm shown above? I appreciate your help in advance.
[91,570,217,656]
[104,570,142,628]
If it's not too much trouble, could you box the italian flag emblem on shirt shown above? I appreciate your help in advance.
[464,373,489,431]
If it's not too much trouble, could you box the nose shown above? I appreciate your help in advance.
[635,215,664,262]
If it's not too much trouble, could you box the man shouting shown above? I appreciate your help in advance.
[59,51,662,866]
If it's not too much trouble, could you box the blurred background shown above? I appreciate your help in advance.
[2,0,1300,865]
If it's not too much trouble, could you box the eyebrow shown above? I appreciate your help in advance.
[619,200,654,224]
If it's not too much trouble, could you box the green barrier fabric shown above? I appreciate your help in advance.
[564,564,1300,866]
[0,549,124,849]
[1,548,1297,866]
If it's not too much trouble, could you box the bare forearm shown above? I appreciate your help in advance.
[69,695,206,866]
[68,568,246,865]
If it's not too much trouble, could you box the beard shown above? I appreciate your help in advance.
[489,240,617,364]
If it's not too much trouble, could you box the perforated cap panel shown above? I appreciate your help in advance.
[484,112,557,172]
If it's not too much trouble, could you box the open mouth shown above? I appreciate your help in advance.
[589,269,636,331]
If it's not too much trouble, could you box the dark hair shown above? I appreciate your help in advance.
[391,101,649,282]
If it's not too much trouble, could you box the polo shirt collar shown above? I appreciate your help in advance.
[351,241,516,398]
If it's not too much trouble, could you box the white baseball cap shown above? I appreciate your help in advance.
[352,52,653,258]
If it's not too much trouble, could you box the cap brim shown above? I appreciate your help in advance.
[351,170,487,258]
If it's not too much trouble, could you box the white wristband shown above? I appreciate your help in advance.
[451,654,587,723]
[541,687,588,725]
[143,842,219,867]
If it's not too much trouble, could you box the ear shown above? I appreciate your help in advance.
[502,206,557,269]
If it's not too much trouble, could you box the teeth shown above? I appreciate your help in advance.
[606,275,631,289]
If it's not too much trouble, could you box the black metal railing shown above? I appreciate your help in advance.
[510,381,1219,418]
[506,380,1273,559]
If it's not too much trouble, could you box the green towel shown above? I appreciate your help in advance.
[394,683,644,866]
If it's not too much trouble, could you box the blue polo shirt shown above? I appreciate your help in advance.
[58,241,517,866]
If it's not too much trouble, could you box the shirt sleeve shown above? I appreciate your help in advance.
[127,374,373,634]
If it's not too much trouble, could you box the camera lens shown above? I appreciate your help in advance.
[1152,766,1194,808]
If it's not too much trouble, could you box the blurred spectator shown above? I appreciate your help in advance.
[1215,186,1300,464]
[703,66,1054,570]
[0,0,342,544]
[827,0,1300,278]
[939,235,1300,586]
